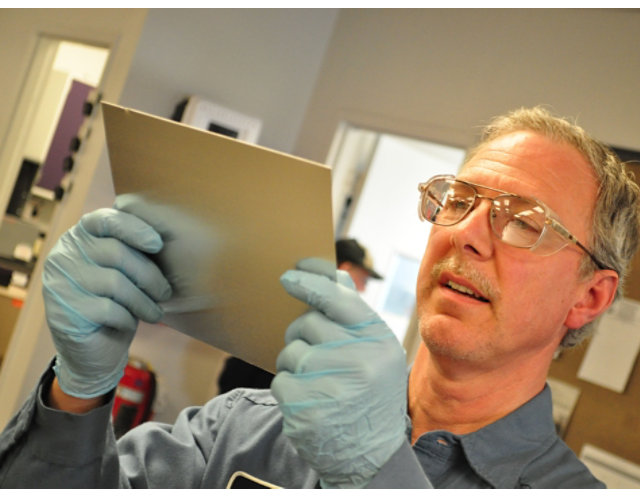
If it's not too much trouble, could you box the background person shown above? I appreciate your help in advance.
[334,238,383,291]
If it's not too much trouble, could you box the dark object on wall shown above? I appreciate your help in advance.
[172,97,239,139]
[208,121,239,139]
[6,159,39,217]
[0,267,11,287]
[62,156,74,172]
[171,97,189,122]
[612,146,640,165]
[69,136,82,152]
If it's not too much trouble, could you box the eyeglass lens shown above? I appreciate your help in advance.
[421,178,549,249]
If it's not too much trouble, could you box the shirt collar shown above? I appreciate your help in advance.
[457,384,557,488]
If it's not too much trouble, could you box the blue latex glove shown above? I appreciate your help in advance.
[42,208,172,398]
[271,258,408,488]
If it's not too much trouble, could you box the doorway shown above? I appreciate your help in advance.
[0,37,109,360]
[329,124,465,349]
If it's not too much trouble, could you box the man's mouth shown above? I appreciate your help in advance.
[430,258,498,304]
[443,280,490,303]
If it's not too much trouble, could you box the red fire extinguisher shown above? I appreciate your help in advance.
[112,358,157,438]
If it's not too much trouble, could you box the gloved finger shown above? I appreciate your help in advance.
[279,325,391,377]
[66,232,172,303]
[43,261,164,325]
[294,258,337,281]
[284,311,352,346]
[271,369,344,410]
[294,258,356,290]
[276,339,312,374]
[113,194,183,242]
[271,372,311,411]
[79,265,165,323]
[80,208,164,254]
[88,295,153,331]
[271,371,326,409]
[43,282,139,335]
[269,371,293,406]
[280,269,379,327]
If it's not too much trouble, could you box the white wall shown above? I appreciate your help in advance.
[84,8,339,423]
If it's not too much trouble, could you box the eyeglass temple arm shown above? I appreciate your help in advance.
[547,218,609,271]
[418,183,445,209]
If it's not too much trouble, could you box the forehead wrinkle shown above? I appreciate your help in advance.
[460,159,560,205]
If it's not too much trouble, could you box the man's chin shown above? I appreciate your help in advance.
[419,318,489,364]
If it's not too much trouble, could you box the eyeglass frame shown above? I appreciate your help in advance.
[417,174,611,272]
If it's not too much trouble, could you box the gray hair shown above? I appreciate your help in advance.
[466,106,640,348]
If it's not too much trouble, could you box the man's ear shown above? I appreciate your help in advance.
[564,270,619,329]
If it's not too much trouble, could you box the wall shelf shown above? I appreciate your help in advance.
[0,285,27,302]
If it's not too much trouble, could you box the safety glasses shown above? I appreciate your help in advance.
[418,174,609,270]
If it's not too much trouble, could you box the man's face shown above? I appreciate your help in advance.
[415,131,599,369]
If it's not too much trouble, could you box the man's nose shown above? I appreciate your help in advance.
[449,199,495,260]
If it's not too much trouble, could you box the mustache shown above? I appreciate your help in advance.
[430,257,500,302]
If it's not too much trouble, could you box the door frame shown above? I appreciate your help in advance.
[0,9,148,428]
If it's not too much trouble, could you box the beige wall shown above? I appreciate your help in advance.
[294,9,640,163]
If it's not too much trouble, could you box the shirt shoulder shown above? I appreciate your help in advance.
[519,436,605,489]
[455,385,604,488]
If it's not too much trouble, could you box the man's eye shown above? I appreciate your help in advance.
[510,216,542,233]
[446,197,470,210]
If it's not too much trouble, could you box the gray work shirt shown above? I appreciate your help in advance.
[0,365,604,488]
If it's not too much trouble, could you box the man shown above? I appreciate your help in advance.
[0,107,638,488]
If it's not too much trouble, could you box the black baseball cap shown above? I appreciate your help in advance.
[335,239,383,279]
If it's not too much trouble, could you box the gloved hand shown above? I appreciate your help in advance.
[114,194,219,309]
[271,258,408,488]
[42,208,172,398]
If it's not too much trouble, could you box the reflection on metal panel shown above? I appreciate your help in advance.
[104,103,335,373]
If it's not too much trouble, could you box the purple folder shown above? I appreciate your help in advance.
[36,79,94,191]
